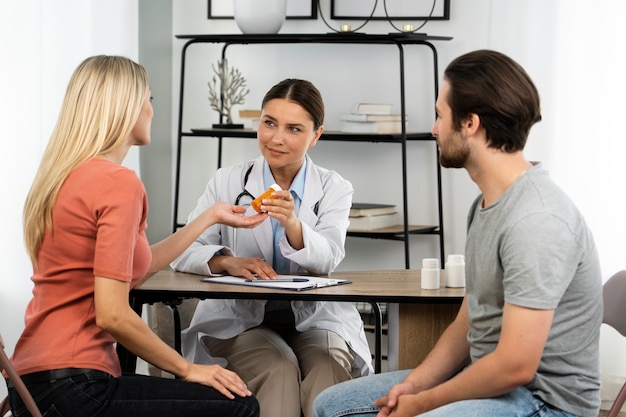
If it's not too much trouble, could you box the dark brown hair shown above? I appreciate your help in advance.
[444,49,541,152]
[262,79,324,129]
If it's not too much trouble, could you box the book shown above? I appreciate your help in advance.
[201,275,351,291]
[341,120,404,134]
[340,113,406,122]
[238,109,261,129]
[239,109,262,118]
[348,212,400,231]
[350,203,397,217]
[351,103,393,115]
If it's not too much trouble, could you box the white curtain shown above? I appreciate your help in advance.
[488,0,626,386]
[0,0,139,400]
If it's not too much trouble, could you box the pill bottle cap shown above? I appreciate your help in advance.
[269,183,282,191]
[447,254,465,263]
[422,258,439,269]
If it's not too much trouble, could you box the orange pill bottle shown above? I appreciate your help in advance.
[251,183,282,213]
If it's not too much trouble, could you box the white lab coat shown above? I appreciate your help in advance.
[171,155,373,377]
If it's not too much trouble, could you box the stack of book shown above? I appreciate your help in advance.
[348,203,399,231]
[239,109,261,130]
[340,103,406,134]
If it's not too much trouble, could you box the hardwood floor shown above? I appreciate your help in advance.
[598,410,626,416]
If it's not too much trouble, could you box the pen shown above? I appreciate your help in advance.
[245,278,310,283]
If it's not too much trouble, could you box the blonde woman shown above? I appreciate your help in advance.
[7,55,263,417]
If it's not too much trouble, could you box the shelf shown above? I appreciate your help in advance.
[173,223,439,237]
[188,128,435,143]
[173,33,448,268]
[347,225,439,240]
[176,33,453,44]
[363,323,388,333]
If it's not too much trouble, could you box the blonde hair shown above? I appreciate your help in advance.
[23,55,149,266]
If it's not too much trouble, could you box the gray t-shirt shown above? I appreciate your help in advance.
[465,164,602,417]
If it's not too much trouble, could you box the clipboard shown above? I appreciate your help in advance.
[200,275,351,291]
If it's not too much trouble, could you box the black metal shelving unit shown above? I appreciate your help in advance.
[173,33,452,268]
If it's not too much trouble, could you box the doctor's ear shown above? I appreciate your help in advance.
[309,125,323,148]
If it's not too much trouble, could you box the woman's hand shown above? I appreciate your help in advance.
[211,255,277,280]
[182,362,253,399]
[208,201,268,228]
[259,190,304,250]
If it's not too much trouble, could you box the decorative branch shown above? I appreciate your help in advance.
[208,59,250,125]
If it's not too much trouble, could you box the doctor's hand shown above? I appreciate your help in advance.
[207,201,268,228]
[260,190,304,250]
[210,255,278,280]
[258,190,297,228]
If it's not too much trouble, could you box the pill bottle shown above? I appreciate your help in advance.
[421,258,440,289]
[445,254,466,288]
[251,183,282,213]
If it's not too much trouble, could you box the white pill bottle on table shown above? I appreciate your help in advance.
[445,254,466,288]
[421,258,440,290]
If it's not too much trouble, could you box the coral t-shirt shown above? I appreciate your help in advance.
[11,158,152,377]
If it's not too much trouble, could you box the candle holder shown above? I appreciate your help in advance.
[384,0,435,34]
[317,0,377,34]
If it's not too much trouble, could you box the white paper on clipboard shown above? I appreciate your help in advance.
[200,275,351,291]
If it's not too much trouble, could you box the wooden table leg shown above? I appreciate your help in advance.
[396,303,460,370]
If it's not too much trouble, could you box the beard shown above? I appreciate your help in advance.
[438,130,470,169]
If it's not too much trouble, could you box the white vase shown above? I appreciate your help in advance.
[234,0,287,34]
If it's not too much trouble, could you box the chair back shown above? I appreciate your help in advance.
[603,270,626,336]
[602,271,626,417]
[0,332,43,417]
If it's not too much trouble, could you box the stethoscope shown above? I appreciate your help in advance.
[233,163,320,215]
[232,163,320,269]
[231,164,257,254]
[234,164,256,206]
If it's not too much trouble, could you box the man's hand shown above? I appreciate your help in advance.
[374,381,420,417]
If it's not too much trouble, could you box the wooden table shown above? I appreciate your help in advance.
[117,269,464,373]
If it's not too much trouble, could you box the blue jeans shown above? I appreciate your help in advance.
[8,371,259,417]
[313,370,577,417]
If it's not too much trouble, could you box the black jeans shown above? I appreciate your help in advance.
[8,371,259,417]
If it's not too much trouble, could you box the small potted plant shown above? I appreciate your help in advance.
[208,59,250,128]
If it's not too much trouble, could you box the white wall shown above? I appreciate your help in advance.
[1,0,623,402]
[0,5,43,404]
[171,0,474,270]
[0,0,139,400]
[171,0,626,378]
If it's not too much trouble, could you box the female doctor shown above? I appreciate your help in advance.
[171,79,372,417]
